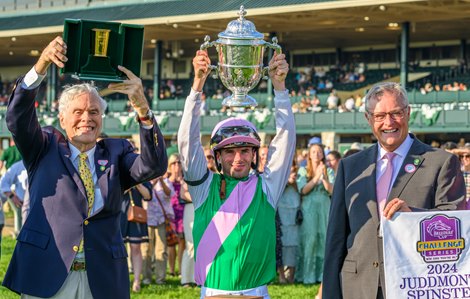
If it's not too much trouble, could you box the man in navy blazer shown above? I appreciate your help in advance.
[2,36,167,299]
[322,82,465,299]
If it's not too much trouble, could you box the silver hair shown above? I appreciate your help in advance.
[58,83,107,114]
[364,82,409,112]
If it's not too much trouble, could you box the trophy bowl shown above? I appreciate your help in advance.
[201,6,281,107]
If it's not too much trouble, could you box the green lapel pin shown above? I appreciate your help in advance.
[98,159,108,172]
[413,158,420,166]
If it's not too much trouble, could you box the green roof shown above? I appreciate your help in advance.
[0,0,335,31]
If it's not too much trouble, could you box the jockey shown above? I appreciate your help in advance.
[178,50,295,299]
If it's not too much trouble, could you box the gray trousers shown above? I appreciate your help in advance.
[21,271,93,299]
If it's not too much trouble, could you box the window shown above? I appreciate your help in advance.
[173,60,186,74]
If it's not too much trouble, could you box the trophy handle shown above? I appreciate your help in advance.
[210,65,218,79]
[262,37,282,79]
[200,35,217,51]
[200,35,218,78]
[265,36,282,54]
[262,67,269,80]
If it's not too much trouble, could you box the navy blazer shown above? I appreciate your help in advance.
[2,77,167,299]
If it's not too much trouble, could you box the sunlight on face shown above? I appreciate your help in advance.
[218,146,255,179]
[59,91,103,152]
[326,153,339,170]
[309,144,324,162]
[366,91,410,152]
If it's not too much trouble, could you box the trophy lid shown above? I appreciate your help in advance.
[218,5,264,40]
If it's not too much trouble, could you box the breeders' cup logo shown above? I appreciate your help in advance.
[416,214,464,263]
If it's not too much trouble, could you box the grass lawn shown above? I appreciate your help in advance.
[0,236,318,298]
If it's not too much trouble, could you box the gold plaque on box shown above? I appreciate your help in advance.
[61,19,144,82]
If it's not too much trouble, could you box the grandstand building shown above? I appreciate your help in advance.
[1,0,470,151]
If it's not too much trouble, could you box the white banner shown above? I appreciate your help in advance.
[383,211,470,299]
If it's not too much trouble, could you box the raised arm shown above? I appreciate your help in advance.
[34,36,68,74]
[178,50,213,208]
[109,67,167,189]
[107,66,154,127]
[262,53,296,207]
[7,36,68,170]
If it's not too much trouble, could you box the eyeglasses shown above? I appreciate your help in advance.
[460,154,470,159]
[210,125,261,147]
[171,161,181,165]
[325,158,336,162]
[367,106,408,122]
[206,155,215,160]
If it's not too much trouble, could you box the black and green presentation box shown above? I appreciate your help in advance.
[61,19,144,81]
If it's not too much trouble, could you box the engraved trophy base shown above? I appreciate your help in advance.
[222,94,258,108]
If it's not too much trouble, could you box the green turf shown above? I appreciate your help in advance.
[0,236,319,298]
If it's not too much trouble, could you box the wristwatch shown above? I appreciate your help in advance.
[137,109,154,122]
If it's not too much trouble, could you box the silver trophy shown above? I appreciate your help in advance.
[201,5,281,107]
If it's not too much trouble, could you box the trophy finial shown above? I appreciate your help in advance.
[238,5,247,21]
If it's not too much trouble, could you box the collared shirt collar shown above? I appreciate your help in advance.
[69,143,96,165]
[377,134,414,161]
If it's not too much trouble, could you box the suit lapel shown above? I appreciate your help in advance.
[388,139,426,201]
[58,141,88,205]
[349,145,381,228]
[365,144,381,227]
[93,144,110,215]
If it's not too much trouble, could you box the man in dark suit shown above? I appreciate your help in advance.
[2,36,167,299]
[323,82,465,299]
